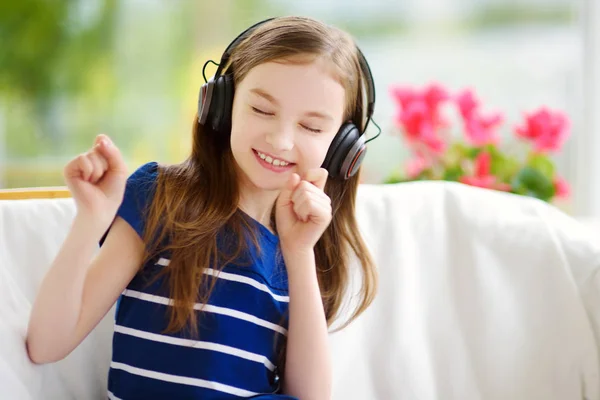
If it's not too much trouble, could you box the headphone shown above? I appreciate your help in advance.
[198,18,379,180]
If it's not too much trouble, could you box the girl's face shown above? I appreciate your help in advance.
[230,57,346,192]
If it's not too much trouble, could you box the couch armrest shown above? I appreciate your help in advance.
[0,187,71,200]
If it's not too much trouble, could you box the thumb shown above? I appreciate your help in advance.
[303,168,329,191]
[95,134,128,173]
[277,173,300,207]
[94,134,107,147]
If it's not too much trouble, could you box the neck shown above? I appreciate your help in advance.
[237,180,280,233]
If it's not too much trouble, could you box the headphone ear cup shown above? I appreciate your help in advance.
[322,123,359,178]
[209,74,235,133]
[340,134,367,179]
[210,76,226,131]
[219,74,235,133]
[198,78,215,125]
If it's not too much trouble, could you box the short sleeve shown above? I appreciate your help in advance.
[100,161,159,246]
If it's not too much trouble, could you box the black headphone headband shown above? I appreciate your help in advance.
[212,17,376,125]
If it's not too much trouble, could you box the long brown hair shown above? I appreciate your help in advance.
[141,16,377,343]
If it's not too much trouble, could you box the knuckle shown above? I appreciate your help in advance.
[300,181,311,189]
[299,188,310,198]
[89,147,101,158]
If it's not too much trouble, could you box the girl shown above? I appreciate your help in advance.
[26,16,378,400]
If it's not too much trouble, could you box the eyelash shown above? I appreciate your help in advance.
[302,125,322,134]
[251,107,322,134]
[252,107,273,116]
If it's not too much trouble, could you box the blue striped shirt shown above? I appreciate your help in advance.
[102,162,296,399]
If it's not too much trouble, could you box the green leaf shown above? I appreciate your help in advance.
[444,142,467,163]
[527,153,555,179]
[466,146,482,159]
[511,166,556,201]
[442,165,464,181]
[490,154,520,181]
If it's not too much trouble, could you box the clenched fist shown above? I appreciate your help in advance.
[275,168,332,255]
[63,134,129,228]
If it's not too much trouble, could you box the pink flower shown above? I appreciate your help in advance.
[390,86,420,109]
[422,83,451,115]
[396,101,445,154]
[459,152,512,191]
[463,112,504,146]
[390,83,450,113]
[514,107,570,153]
[553,175,570,198]
[390,83,450,154]
[455,89,479,119]
[455,89,503,146]
[404,155,430,178]
[474,151,491,176]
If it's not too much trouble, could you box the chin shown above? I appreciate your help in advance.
[248,172,289,192]
[237,162,289,192]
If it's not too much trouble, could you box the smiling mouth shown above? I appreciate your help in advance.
[252,149,296,172]
[253,149,295,166]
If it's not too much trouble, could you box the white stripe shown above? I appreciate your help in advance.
[155,258,289,303]
[110,361,259,397]
[122,289,287,335]
[107,391,121,400]
[114,325,276,371]
[204,268,289,302]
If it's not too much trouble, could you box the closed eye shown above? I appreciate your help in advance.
[251,105,321,133]
[251,107,274,116]
[300,124,322,134]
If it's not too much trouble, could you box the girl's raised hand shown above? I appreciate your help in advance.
[275,168,332,255]
[63,134,129,228]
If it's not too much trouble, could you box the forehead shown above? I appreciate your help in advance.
[237,57,346,115]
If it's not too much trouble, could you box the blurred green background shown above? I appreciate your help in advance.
[0,0,586,209]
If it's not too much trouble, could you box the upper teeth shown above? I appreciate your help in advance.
[257,151,289,166]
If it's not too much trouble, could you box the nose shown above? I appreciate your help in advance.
[265,125,294,152]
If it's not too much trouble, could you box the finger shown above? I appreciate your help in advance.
[291,181,311,205]
[277,173,301,207]
[293,196,332,224]
[297,192,332,215]
[76,154,94,182]
[291,181,331,205]
[302,168,329,191]
[292,189,332,215]
[94,134,128,173]
[87,148,109,184]
[64,156,81,181]
[293,200,310,223]
[94,134,105,147]
[292,185,331,210]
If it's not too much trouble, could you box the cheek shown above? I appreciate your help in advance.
[230,113,254,150]
[229,127,244,154]
[230,99,255,148]
[298,135,335,171]
[229,125,253,168]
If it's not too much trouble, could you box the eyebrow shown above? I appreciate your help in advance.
[249,88,334,121]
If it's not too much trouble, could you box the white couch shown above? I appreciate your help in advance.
[1,181,599,400]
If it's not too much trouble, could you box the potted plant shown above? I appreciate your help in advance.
[385,83,571,203]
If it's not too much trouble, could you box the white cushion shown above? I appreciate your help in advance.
[330,182,600,400]
[0,198,114,400]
